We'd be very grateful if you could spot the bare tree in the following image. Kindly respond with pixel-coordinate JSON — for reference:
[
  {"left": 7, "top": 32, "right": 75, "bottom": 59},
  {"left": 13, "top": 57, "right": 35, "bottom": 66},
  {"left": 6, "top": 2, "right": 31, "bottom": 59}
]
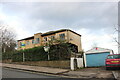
[
  {"left": 91, "top": 42, "right": 98, "bottom": 48},
  {"left": 113, "top": 25, "right": 120, "bottom": 54},
  {"left": 0, "top": 25, "right": 16, "bottom": 53}
]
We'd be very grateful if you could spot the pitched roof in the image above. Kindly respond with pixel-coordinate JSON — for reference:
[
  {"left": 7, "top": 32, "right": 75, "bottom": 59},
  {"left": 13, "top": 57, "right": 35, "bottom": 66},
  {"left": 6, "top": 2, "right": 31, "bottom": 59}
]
[
  {"left": 17, "top": 29, "right": 81, "bottom": 41},
  {"left": 41, "top": 29, "right": 81, "bottom": 36},
  {"left": 18, "top": 36, "right": 34, "bottom": 41},
  {"left": 85, "top": 47, "right": 113, "bottom": 54}
]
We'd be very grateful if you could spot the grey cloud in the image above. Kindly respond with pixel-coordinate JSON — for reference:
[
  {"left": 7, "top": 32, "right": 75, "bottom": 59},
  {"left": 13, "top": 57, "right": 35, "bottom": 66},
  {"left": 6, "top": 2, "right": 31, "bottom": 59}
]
[{"left": 2, "top": 2, "right": 118, "bottom": 34}]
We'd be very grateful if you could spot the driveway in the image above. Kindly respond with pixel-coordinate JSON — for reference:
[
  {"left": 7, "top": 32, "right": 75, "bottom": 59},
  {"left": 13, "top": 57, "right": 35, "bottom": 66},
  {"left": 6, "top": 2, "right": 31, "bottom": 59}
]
[{"left": 62, "top": 67, "right": 115, "bottom": 79}]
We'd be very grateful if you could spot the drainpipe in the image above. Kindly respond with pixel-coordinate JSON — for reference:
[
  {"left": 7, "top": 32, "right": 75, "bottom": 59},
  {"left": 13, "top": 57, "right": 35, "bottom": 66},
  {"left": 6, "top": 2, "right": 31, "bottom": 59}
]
[{"left": 66, "top": 30, "right": 69, "bottom": 43}]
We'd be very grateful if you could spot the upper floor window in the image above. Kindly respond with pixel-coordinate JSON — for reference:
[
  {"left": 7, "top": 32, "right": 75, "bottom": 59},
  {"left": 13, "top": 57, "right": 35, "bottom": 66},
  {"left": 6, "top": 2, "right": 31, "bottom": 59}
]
[
  {"left": 51, "top": 36, "right": 55, "bottom": 40},
  {"left": 26, "top": 41, "right": 29, "bottom": 45},
  {"left": 59, "top": 33, "right": 65, "bottom": 40},
  {"left": 32, "top": 40, "right": 34, "bottom": 44},
  {"left": 44, "top": 37, "right": 47, "bottom": 41},
  {"left": 35, "top": 38, "right": 40, "bottom": 44}
]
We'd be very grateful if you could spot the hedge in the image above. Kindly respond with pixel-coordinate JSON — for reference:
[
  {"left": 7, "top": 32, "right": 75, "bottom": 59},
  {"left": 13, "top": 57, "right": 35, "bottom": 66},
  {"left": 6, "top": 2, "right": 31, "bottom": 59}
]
[
  {"left": 3, "top": 43, "right": 72, "bottom": 62},
  {"left": 49, "top": 43, "right": 71, "bottom": 60},
  {"left": 2, "top": 51, "right": 13, "bottom": 60},
  {"left": 12, "top": 46, "right": 48, "bottom": 62}
]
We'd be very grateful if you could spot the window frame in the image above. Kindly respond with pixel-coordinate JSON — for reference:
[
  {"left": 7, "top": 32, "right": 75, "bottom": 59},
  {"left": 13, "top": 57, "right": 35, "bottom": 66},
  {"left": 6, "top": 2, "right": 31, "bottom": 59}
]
[
  {"left": 51, "top": 36, "right": 55, "bottom": 40},
  {"left": 44, "top": 37, "right": 47, "bottom": 42},
  {"left": 26, "top": 41, "right": 30, "bottom": 45},
  {"left": 59, "top": 33, "right": 65, "bottom": 40},
  {"left": 32, "top": 40, "right": 34, "bottom": 44},
  {"left": 35, "top": 38, "right": 40, "bottom": 44},
  {"left": 107, "top": 55, "right": 120, "bottom": 59}
]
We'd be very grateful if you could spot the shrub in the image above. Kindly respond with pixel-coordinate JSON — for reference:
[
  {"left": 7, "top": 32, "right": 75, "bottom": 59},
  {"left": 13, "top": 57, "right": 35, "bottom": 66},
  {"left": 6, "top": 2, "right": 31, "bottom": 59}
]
[
  {"left": 12, "top": 46, "right": 48, "bottom": 62},
  {"left": 4, "top": 43, "right": 72, "bottom": 62},
  {"left": 49, "top": 43, "right": 71, "bottom": 60},
  {"left": 2, "top": 52, "right": 14, "bottom": 60}
]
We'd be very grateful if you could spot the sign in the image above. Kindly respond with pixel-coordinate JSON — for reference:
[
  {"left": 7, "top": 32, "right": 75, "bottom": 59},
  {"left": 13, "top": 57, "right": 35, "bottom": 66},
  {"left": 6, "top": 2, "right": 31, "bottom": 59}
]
[{"left": 21, "top": 42, "right": 25, "bottom": 48}]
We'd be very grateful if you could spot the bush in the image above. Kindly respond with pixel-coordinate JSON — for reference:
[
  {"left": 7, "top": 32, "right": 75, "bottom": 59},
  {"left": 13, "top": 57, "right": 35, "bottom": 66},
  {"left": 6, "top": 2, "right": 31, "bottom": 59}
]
[
  {"left": 12, "top": 46, "right": 48, "bottom": 62},
  {"left": 12, "top": 52, "right": 23, "bottom": 62},
  {"left": 2, "top": 52, "right": 14, "bottom": 60},
  {"left": 3, "top": 43, "right": 72, "bottom": 62},
  {"left": 50, "top": 43, "right": 71, "bottom": 60}
]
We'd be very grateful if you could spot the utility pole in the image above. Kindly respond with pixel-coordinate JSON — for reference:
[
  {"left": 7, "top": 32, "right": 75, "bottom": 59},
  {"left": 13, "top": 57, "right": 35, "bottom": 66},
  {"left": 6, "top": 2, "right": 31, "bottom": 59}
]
[
  {"left": 118, "top": 26, "right": 120, "bottom": 54},
  {"left": 118, "top": 3, "right": 120, "bottom": 54}
]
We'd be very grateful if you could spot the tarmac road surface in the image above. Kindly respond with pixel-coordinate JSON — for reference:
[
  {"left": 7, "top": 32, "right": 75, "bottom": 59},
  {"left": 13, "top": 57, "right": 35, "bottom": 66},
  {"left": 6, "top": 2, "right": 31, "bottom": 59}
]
[
  {"left": 1, "top": 67, "right": 116, "bottom": 80},
  {"left": 2, "top": 67, "right": 61, "bottom": 78}
]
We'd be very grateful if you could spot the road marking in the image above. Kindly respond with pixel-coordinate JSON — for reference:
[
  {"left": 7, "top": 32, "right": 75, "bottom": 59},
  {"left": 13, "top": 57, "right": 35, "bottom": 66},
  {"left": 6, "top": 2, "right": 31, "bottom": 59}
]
[{"left": 112, "top": 71, "right": 118, "bottom": 80}]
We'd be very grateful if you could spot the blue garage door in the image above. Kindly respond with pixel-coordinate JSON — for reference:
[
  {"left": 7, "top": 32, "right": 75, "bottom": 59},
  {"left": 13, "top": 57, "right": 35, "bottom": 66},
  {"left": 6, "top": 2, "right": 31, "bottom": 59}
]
[{"left": 86, "top": 52, "right": 110, "bottom": 67}]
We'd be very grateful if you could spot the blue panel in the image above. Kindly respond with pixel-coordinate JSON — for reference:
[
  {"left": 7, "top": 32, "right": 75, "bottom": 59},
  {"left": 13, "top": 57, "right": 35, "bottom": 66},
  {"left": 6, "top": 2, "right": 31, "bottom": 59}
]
[{"left": 86, "top": 52, "right": 110, "bottom": 67}]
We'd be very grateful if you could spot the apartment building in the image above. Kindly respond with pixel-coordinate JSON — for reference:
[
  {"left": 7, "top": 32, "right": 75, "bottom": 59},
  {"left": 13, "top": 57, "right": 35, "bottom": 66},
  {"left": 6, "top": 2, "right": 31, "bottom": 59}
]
[{"left": 17, "top": 29, "right": 82, "bottom": 52}]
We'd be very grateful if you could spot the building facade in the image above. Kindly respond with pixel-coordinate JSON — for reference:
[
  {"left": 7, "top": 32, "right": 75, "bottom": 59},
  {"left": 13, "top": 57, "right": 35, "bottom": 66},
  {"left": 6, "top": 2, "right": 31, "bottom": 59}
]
[{"left": 17, "top": 29, "right": 82, "bottom": 52}]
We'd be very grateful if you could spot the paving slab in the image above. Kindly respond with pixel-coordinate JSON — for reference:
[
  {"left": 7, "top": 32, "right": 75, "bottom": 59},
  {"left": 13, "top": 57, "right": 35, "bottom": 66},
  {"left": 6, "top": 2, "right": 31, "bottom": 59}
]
[
  {"left": 62, "top": 67, "right": 114, "bottom": 78},
  {"left": 0, "top": 63, "right": 116, "bottom": 79},
  {"left": 112, "top": 71, "right": 120, "bottom": 80},
  {"left": 1, "top": 63, "right": 69, "bottom": 74}
]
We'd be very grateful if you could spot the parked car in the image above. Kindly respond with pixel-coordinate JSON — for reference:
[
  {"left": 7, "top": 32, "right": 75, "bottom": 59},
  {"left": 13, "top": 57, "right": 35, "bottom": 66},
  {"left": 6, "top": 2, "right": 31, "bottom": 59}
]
[{"left": 105, "top": 54, "right": 120, "bottom": 70}]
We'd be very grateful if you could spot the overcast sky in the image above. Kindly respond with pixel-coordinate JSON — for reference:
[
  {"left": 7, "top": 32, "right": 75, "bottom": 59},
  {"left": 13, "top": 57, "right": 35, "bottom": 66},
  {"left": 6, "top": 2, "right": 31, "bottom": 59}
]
[{"left": 0, "top": 2, "right": 118, "bottom": 53}]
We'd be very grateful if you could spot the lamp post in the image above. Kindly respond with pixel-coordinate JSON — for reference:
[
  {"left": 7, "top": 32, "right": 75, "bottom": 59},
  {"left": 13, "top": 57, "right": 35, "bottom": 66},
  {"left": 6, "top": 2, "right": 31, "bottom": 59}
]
[
  {"left": 23, "top": 48, "right": 25, "bottom": 62},
  {"left": 44, "top": 46, "right": 50, "bottom": 60},
  {"left": 21, "top": 42, "right": 25, "bottom": 62}
]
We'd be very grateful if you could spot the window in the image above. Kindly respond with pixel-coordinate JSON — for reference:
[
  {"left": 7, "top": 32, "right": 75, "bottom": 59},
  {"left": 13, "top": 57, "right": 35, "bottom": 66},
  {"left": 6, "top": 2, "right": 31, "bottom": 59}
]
[
  {"left": 107, "top": 55, "right": 120, "bottom": 59},
  {"left": 26, "top": 41, "right": 29, "bottom": 45},
  {"left": 44, "top": 37, "right": 47, "bottom": 41},
  {"left": 20, "top": 42, "right": 22, "bottom": 46},
  {"left": 35, "top": 38, "right": 40, "bottom": 44},
  {"left": 59, "top": 33, "right": 65, "bottom": 40},
  {"left": 32, "top": 40, "right": 34, "bottom": 44},
  {"left": 19, "top": 42, "right": 22, "bottom": 48},
  {"left": 51, "top": 36, "right": 55, "bottom": 40}
]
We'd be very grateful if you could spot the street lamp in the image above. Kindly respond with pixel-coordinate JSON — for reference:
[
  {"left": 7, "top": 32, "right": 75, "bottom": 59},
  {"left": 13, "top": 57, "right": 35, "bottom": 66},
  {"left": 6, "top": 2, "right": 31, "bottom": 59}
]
[
  {"left": 44, "top": 46, "right": 50, "bottom": 60},
  {"left": 21, "top": 42, "right": 25, "bottom": 62}
]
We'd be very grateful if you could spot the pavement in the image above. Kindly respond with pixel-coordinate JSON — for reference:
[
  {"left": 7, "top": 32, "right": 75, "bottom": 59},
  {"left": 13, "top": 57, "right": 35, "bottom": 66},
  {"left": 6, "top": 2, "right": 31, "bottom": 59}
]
[
  {"left": 112, "top": 70, "right": 120, "bottom": 80},
  {"left": 1, "top": 63, "right": 69, "bottom": 74},
  {"left": 62, "top": 67, "right": 114, "bottom": 79},
  {"left": 2, "top": 67, "right": 61, "bottom": 78},
  {"left": 1, "top": 63, "right": 116, "bottom": 79}
]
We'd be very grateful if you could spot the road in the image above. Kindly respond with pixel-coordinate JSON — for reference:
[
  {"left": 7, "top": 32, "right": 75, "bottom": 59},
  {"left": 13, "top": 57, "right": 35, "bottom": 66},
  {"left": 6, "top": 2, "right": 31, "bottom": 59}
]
[
  {"left": 2, "top": 68, "right": 62, "bottom": 78},
  {"left": 2, "top": 67, "right": 118, "bottom": 80}
]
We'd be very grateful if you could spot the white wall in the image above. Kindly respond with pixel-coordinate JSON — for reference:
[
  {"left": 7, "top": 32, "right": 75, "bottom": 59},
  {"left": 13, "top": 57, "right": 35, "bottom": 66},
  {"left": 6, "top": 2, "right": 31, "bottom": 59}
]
[
  {"left": 76, "top": 58, "right": 83, "bottom": 68},
  {"left": 84, "top": 53, "right": 87, "bottom": 67},
  {"left": 70, "top": 57, "right": 74, "bottom": 70},
  {"left": 70, "top": 57, "right": 83, "bottom": 70}
]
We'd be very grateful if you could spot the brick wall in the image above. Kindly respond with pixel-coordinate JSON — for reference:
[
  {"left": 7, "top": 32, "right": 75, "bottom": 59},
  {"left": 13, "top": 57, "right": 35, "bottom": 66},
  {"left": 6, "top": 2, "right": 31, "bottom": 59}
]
[{"left": 11, "top": 60, "right": 70, "bottom": 69}]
